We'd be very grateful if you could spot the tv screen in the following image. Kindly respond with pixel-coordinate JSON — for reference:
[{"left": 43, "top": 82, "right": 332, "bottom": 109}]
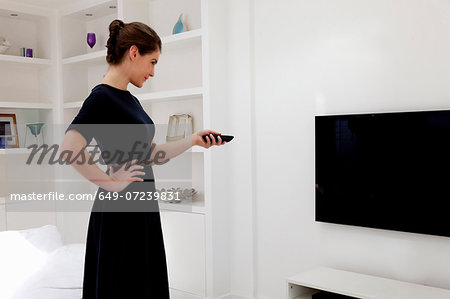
[{"left": 315, "top": 110, "right": 450, "bottom": 237}]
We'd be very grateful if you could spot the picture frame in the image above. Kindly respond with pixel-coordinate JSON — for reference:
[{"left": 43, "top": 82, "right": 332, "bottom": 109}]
[{"left": 0, "top": 114, "right": 19, "bottom": 148}]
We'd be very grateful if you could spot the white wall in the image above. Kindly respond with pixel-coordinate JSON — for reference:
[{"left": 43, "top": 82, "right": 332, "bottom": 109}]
[
  {"left": 208, "top": 0, "right": 232, "bottom": 297},
  {"left": 228, "top": 0, "right": 450, "bottom": 298},
  {"left": 225, "top": 0, "right": 256, "bottom": 298}
]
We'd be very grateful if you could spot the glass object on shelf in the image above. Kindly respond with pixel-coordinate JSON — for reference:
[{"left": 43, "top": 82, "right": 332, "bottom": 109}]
[
  {"left": 166, "top": 114, "right": 193, "bottom": 142},
  {"left": 25, "top": 48, "right": 33, "bottom": 57},
  {"left": 172, "top": 13, "right": 184, "bottom": 34},
  {"left": 156, "top": 188, "right": 198, "bottom": 203},
  {"left": 24, "top": 123, "right": 45, "bottom": 148},
  {"left": 0, "top": 37, "right": 11, "bottom": 54},
  {"left": 87, "top": 33, "right": 96, "bottom": 48}
]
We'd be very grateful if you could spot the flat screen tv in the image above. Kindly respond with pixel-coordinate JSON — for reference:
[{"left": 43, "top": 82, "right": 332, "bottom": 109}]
[{"left": 315, "top": 110, "right": 450, "bottom": 237}]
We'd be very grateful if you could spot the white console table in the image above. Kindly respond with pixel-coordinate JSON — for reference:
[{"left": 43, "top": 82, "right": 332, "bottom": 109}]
[{"left": 287, "top": 267, "right": 450, "bottom": 299}]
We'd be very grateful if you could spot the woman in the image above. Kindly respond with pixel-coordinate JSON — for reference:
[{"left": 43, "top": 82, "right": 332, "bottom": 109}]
[{"left": 60, "top": 19, "right": 225, "bottom": 298}]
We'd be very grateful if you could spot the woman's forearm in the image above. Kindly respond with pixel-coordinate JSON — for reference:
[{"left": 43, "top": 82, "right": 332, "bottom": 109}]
[
  {"left": 62, "top": 148, "right": 112, "bottom": 190},
  {"left": 150, "top": 135, "right": 194, "bottom": 165}
]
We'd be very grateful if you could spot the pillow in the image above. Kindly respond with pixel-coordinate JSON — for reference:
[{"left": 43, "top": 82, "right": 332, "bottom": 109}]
[
  {"left": 0, "top": 225, "right": 63, "bottom": 254},
  {"left": 11, "top": 243, "right": 86, "bottom": 299},
  {"left": 0, "top": 225, "right": 63, "bottom": 298}
]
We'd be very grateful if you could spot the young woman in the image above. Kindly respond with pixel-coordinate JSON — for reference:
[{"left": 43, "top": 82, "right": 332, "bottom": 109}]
[{"left": 60, "top": 19, "right": 225, "bottom": 298}]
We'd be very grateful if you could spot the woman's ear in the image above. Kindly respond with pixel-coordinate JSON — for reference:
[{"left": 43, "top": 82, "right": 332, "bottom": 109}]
[{"left": 129, "top": 45, "right": 139, "bottom": 59}]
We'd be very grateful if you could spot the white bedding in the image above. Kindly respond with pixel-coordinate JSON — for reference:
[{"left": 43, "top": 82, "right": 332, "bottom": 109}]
[
  {"left": 0, "top": 225, "right": 85, "bottom": 299},
  {"left": 13, "top": 287, "right": 82, "bottom": 299}
]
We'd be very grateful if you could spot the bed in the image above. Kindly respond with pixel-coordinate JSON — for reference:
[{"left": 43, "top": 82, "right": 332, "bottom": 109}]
[{"left": 0, "top": 225, "right": 84, "bottom": 299}]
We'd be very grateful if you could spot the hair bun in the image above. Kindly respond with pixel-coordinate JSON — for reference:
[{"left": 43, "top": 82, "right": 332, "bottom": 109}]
[{"left": 109, "top": 19, "right": 125, "bottom": 37}]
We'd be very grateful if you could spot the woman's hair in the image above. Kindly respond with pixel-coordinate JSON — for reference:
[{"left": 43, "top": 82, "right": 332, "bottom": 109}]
[{"left": 106, "top": 19, "right": 162, "bottom": 65}]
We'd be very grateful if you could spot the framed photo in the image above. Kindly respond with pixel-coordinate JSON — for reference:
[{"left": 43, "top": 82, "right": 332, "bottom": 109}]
[{"left": 0, "top": 114, "right": 19, "bottom": 148}]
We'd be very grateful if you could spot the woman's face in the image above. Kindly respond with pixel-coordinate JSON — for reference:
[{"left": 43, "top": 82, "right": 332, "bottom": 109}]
[{"left": 131, "top": 49, "right": 160, "bottom": 88}]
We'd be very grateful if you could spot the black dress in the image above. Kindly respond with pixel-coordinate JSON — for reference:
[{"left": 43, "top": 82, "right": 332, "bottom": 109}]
[{"left": 65, "top": 84, "right": 170, "bottom": 299}]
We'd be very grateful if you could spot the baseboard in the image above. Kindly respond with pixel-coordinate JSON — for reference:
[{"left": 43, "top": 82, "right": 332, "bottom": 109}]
[
  {"left": 216, "top": 295, "right": 250, "bottom": 299},
  {"left": 169, "top": 291, "right": 255, "bottom": 299},
  {"left": 169, "top": 288, "right": 203, "bottom": 299}
]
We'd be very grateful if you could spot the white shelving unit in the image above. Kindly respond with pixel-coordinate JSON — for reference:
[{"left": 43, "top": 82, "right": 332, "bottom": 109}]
[
  {"left": 1, "top": 0, "right": 222, "bottom": 297},
  {"left": 0, "top": 1, "right": 57, "bottom": 212},
  {"left": 287, "top": 267, "right": 450, "bottom": 299}
]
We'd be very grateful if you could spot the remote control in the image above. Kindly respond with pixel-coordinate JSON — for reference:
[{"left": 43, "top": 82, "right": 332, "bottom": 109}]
[{"left": 202, "top": 134, "right": 234, "bottom": 143}]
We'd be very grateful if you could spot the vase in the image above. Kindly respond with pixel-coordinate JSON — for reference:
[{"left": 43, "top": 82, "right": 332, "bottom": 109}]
[
  {"left": 172, "top": 14, "right": 184, "bottom": 34},
  {"left": 87, "top": 33, "right": 96, "bottom": 48},
  {"left": 24, "top": 123, "right": 45, "bottom": 147},
  {"left": 0, "top": 36, "right": 10, "bottom": 54}
]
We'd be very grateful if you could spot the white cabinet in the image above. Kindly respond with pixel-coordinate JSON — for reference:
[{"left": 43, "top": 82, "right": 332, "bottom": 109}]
[{"left": 161, "top": 211, "right": 206, "bottom": 296}]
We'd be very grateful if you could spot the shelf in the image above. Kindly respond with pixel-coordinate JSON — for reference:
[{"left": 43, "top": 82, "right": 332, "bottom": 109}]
[
  {"left": 0, "top": 54, "right": 51, "bottom": 66},
  {"left": 0, "top": 101, "right": 54, "bottom": 109},
  {"left": 287, "top": 267, "right": 450, "bottom": 299},
  {"left": 159, "top": 200, "right": 205, "bottom": 214},
  {"left": 62, "top": 49, "right": 107, "bottom": 65},
  {"left": 60, "top": 0, "right": 117, "bottom": 19},
  {"left": 63, "top": 101, "right": 83, "bottom": 109},
  {"left": 0, "top": 147, "right": 34, "bottom": 155},
  {"left": 137, "top": 87, "right": 203, "bottom": 103},
  {"left": 162, "top": 29, "right": 202, "bottom": 50},
  {"left": 157, "top": 179, "right": 193, "bottom": 183},
  {"left": 63, "top": 87, "right": 203, "bottom": 109},
  {"left": 0, "top": 2, "right": 50, "bottom": 18}
]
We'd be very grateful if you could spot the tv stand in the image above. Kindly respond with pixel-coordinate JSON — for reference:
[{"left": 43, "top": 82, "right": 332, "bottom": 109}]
[{"left": 287, "top": 267, "right": 450, "bottom": 299}]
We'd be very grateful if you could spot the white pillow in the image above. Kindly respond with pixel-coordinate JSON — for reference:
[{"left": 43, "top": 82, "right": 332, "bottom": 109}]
[
  {"left": 0, "top": 225, "right": 63, "bottom": 299},
  {"left": 0, "top": 225, "right": 63, "bottom": 253},
  {"left": 11, "top": 243, "right": 86, "bottom": 299}
]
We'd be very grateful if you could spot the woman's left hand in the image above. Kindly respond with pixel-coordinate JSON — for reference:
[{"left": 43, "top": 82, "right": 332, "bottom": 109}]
[{"left": 192, "top": 129, "right": 227, "bottom": 149}]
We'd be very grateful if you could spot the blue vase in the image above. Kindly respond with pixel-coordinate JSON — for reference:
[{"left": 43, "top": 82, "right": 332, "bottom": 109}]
[{"left": 172, "top": 13, "right": 184, "bottom": 34}]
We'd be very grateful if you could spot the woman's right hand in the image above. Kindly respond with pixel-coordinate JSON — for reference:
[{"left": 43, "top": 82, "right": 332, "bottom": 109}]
[{"left": 103, "top": 159, "right": 146, "bottom": 192}]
